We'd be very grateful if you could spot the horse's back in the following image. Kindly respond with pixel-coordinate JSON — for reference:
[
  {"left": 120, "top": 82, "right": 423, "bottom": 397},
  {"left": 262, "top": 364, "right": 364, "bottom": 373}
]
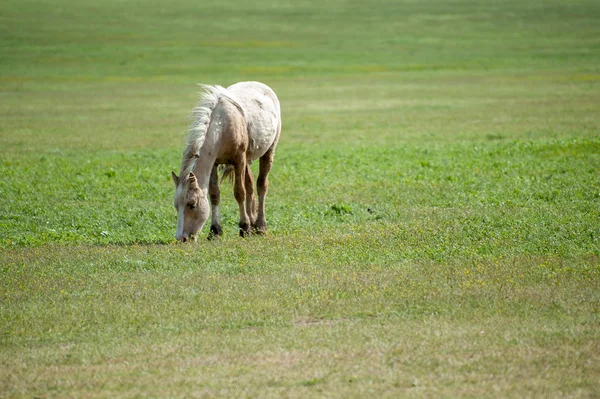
[{"left": 227, "top": 81, "right": 281, "bottom": 161}]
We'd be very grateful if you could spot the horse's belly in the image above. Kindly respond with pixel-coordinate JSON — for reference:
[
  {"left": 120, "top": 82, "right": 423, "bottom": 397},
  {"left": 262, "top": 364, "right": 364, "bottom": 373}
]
[{"left": 247, "top": 117, "right": 278, "bottom": 161}]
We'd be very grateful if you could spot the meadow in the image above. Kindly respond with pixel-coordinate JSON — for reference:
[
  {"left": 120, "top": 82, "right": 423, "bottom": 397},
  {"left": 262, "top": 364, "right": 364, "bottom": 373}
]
[{"left": 1, "top": 0, "right": 599, "bottom": 397}]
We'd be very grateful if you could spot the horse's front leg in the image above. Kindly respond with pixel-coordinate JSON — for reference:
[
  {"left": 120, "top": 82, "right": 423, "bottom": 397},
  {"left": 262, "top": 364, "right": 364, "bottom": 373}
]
[
  {"left": 208, "top": 164, "right": 223, "bottom": 239},
  {"left": 233, "top": 155, "right": 251, "bottom": 237}
]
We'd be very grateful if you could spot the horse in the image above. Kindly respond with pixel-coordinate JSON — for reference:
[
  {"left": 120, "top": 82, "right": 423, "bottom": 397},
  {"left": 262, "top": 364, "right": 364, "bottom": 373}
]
[{"left": 171, "top": 81, "right": 282, "bottom": 242}]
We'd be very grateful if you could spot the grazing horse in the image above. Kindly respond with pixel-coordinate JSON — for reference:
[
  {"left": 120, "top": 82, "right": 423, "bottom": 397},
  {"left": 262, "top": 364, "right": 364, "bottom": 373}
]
[{"left": 171, "top": 81, "right": 281, "bottom": 242}]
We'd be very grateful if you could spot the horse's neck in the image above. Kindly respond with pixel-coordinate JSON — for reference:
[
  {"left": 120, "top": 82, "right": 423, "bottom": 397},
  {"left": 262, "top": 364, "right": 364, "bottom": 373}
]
[{"left": 191, "top": 137, "right": 218, "bottom": 191}]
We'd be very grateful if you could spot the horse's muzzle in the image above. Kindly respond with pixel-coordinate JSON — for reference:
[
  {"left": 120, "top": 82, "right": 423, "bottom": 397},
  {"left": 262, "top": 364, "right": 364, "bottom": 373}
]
[
  {"left": 176, "top": 233, "right": 189, "bottom": 243},
  {"left": 176, "top": 233, "right": 196, "bottom": 243}
]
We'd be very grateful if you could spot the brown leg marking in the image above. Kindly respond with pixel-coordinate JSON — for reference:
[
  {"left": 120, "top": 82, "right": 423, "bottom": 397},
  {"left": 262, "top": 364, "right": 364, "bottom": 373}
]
[
  {"left": 233, "top": 155, "right": 251, "bottom": 237},
  {"left": 244, "top": 164, "right": 257, "bottom": 228},
  {"left": 208, "top": 164, "right": 223, "bottom": 239}
]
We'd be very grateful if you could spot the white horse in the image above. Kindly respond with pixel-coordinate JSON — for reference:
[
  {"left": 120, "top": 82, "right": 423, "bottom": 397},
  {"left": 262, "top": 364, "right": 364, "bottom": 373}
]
[{"left": 171, "top": 81, "right": 282, "bottom": 242}]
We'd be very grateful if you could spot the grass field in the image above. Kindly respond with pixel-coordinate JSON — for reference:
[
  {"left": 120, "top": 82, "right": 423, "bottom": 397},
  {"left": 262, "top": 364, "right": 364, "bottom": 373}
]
[{"left": 1, "top": 0, "right": 600, "bottom": 397}]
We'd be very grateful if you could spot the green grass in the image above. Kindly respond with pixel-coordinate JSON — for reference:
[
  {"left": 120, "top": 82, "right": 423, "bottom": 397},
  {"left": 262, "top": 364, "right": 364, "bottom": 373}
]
[{"left": 1, "top": 0, "right": 600, "bottom": 397}]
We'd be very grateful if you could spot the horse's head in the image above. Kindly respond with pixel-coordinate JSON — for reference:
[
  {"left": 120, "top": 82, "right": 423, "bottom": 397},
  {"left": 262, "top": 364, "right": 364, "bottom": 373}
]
[{"left": 171, "top": 171, "right": 209, "bottom": 242}]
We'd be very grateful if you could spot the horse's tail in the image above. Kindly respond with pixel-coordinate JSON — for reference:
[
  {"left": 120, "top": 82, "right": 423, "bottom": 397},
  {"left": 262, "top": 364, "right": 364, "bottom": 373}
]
[
  {"left": 219, "top": 164, "right": 258, "bottom": 218},
  {"left": 219, "top": 164, "right": 235, "bottom": 184}
]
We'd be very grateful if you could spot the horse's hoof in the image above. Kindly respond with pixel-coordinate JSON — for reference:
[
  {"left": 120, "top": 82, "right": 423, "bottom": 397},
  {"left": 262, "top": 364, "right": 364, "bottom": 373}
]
[
  {"left": 207, "top": 232, "right": 221, "bottom": 240},
  {"left": 253, "top": 227, "right": 267, "bottom": 236},
  {"left": 239, "top": 222, "right": 251, "bottom": 238},
  {"left": 239, "top": 229, "right": 251, "bottom": 238},
  {"left": 208, "top": 225, "right": 223, "bottom": 240}
]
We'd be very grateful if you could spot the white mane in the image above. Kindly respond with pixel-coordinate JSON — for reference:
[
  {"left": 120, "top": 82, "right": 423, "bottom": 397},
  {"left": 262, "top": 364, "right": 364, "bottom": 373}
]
[{"left": 179, "top": 84, "right": 232, "bottom": 178}]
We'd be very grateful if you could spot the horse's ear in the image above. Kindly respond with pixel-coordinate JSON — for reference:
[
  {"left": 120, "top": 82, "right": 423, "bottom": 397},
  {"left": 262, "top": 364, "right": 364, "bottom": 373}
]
[
  {"left": 171, "top": 171, "right": 179, "bottom": 187},
  {"left": 188, "top": 172, "right": 199, "bottom": 189}
]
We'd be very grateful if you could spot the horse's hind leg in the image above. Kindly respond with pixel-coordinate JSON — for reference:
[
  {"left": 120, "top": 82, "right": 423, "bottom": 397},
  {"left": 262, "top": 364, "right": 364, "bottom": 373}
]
[
  {"left": 233, "top": 154, "right": 251, "bottom": 237},
  {"left": 208, "top": 164, "right": 223, "bottom": 239},
  {"left": 244, "top": 164, "right": 257, "bottom": 227},
  {"left": 254, "top": 145, "right": 276, "bottom": 235}
]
